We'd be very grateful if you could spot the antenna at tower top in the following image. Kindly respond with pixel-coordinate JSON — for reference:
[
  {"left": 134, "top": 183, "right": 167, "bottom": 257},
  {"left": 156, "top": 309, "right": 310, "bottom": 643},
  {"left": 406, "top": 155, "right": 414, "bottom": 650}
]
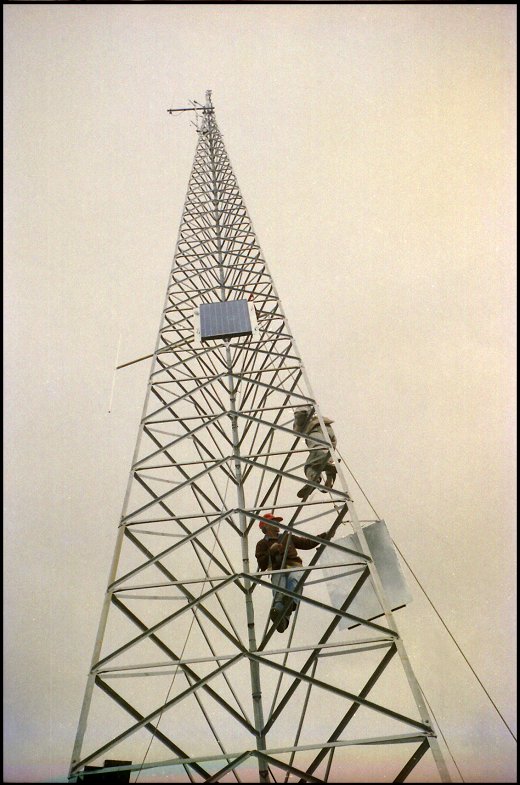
[{"left": 167, "top": 92, "right": 213, "bottom": 116}]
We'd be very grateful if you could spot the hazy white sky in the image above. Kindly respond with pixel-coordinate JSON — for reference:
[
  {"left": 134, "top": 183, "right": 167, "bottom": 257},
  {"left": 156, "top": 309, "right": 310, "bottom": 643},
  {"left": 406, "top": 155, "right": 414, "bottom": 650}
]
[{"left": 4, "top": 4, "right": 516, "bottom": 783}]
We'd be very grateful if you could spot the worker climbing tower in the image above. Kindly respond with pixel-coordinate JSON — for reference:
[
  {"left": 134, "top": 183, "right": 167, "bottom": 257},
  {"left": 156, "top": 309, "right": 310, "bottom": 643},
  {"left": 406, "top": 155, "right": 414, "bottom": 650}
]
[{"left": 69, "top": 92, "right": 451, "bottom": 783}]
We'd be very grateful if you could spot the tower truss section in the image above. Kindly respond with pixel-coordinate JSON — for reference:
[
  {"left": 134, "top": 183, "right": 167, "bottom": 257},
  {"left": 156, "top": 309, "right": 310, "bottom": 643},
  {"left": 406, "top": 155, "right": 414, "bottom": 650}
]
[{"left": 69, "top": 92, "right": 451, "bottom": 784}]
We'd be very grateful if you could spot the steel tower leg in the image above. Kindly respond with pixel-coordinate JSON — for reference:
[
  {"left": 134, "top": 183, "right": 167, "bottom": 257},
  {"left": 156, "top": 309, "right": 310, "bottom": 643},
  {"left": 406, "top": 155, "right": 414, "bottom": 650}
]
[{"left": 208, "top": 88, "right": 269, "bottom": 783}]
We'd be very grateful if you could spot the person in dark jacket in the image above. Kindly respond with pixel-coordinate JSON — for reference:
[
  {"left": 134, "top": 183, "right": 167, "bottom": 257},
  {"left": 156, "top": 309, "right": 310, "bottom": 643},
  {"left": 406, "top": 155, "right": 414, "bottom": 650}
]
[{"left": 255, "top": 512, "right": 339, "bottom": 632}]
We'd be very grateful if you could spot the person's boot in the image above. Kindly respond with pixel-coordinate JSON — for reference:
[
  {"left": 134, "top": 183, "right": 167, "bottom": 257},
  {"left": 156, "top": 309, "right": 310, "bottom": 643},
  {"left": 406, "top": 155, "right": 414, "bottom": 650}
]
[
  {"left": 325, "top": 466, "right": 337, "bottom": 489},
  {"left": 297, "top": 483, "right": 314, "bottom": 501},
  {"left": 276, "top": 600, "right": 293, "bottom": 632},
  {"left": 276, "top": 616, "right": 290, "bottom": 632}
]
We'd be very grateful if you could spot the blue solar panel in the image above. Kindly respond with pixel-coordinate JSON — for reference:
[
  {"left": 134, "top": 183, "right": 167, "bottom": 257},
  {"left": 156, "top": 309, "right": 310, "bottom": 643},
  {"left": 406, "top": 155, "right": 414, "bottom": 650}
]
[{"left": 199, "top": 300, "right": 252, "bottom": 341}]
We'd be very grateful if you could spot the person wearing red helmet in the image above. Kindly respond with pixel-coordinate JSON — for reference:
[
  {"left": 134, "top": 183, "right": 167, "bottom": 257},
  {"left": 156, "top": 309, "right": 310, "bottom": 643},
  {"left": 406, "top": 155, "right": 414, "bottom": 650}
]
[{"left": 255, "top": 512, "right": 338, "bottom": 632}]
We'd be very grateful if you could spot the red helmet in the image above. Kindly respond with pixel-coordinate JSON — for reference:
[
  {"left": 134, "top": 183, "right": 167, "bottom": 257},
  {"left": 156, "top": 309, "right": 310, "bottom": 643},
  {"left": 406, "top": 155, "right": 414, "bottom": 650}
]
[{"left": 259, "top": 512, "right": 283, "bottom": 528}]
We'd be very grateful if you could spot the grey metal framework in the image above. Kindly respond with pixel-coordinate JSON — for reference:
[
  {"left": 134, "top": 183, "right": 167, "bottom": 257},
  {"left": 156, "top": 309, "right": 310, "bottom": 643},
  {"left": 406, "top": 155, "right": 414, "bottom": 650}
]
[{"left": 69, "top": 92, "right": 451, "bottom": 783}]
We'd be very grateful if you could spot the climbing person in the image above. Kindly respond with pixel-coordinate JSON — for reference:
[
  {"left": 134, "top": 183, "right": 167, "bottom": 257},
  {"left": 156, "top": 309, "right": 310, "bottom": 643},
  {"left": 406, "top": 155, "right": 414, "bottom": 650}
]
[
  {"left": 293, "top": 405, "right": 339, "bottom": 502},
  {"left": 255, "top": 513, "right": 341, "bottom": 632}
]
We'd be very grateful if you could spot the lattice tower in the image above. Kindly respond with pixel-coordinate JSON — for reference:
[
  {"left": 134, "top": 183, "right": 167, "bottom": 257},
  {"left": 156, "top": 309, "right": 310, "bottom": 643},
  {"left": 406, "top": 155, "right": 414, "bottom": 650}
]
[{"left": 69, "top": 92, "right": 451, "bottom": 784}]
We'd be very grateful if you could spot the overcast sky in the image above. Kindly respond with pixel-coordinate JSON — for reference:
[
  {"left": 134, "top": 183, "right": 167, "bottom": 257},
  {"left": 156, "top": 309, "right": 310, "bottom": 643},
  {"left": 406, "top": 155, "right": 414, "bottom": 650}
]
[{"left": 4, "top": 4, "right": 517, "bottom": 783}]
